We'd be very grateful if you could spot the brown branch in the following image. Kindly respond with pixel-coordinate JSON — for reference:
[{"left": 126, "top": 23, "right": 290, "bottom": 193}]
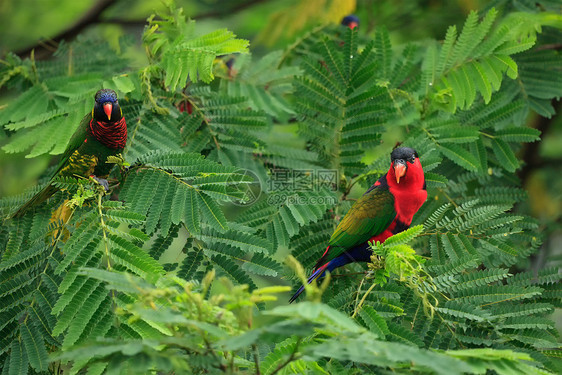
[
  {"left": 187, "top": 0, "right": 267, "bottom": 20},
  {"left": 13, "top": 0, "right": 268, "bottom": 59},
  {"left": 518, "top": 99, "right": 562, "bottom": 185},
  {"left": 100, "top": 0, "right": 268, "bottom": 26},
  {"left": 535, "top": 43, "right": 562, "bottom": 51},
  {"left": 252, "top": 344, "right": 261, "bottom": 375},
  {"left": 98, "top": 0, "right": 267, "bottom": 27},
  {"left": 269, "top": 338, "right": 301, "bottom": 375},
  {"left": 16, "top": 0, "right": 116, "bottom": 58}
]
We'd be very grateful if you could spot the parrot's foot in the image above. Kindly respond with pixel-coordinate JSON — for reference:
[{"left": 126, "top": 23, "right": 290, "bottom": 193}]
[{"left": 90, "top": 176, "right": 110, "bottom": 191}]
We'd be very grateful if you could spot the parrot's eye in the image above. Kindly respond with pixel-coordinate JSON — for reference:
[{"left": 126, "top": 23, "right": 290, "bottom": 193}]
[{"left": 409, "top": 156, "right": 415, "bottom": 163}]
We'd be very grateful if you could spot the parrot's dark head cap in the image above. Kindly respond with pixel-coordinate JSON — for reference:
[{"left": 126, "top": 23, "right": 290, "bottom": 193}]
[
  {"left": 95, "top": 89, "right": 118, "bottom": 104},
  {"left": 341, "top": 15, "right": 360, "bottom": 27},
  {"left": 389, "top": 147, "right": 423, "bottom": 185},
  {"left": 391, "top": 147, "right": 418, "bottom": 162}
]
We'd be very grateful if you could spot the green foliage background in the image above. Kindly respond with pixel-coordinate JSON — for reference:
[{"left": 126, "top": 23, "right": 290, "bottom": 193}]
[{"left": 0, "top": 0, "right": 561, "bottom": 374}]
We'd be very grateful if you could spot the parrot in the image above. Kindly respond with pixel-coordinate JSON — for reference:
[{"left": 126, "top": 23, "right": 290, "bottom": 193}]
[
  {"left": 12, "top": 89, "right": 127, "bottom": 218},
  {"left": 289, "top": 147, "right": 427, "bottom": 303},
  {"left": 341, "top": 15, "right": 360, "bottom": 29}
]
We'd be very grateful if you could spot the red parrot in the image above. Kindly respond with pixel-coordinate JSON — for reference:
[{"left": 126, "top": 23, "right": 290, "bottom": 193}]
[{"left": 289, "top": 147, "right": 427, "bottom": 302}]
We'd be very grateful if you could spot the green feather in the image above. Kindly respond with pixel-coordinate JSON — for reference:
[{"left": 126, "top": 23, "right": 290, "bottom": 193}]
[
  {"left": 319, "top": 186, "right": 396, "bottom": 265},
  {"left": 52, "top": 113, "right": 92, "bottom": 177}
]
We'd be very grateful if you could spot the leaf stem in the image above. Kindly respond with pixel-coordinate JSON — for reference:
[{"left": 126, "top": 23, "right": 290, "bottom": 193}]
[
  {"left": 352, "top": 281, "right": 378, "bottom": 318},
  {"left": 252, "top": 344, "right": 261, "bottom": 375},
  {"left": 270, "top": 338, "right": 301, "bottom": 375},
  {"left": 97, "top": 192, "right": 112, "bottom": 270}
]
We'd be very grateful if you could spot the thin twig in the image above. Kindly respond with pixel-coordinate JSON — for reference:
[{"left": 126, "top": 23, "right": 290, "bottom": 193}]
[
  {"left": 252, "top": 344, "right": 261, "bottom": 375},
  {"left": 351, "top": 281, "right": 377, "bottom": 318},
  {"left": 269, "top": 338, "right": 301, "bottom": 375},
  {"left": 519, "top": 99, "right": 561, "bottom": 185},
  {"left": 97, "top": 193, "right": 112, "bottom": 270}
]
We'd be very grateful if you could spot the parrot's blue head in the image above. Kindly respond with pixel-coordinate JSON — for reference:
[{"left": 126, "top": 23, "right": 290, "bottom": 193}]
[
  {"left": 341, "top": 15, "right": 360, "bottom": 29},
  {"left": 93, "top": 89, "right": 122, "bottom": 122},
  {"left": 95, "top": 89, "right": 118, "bottom": 104}
]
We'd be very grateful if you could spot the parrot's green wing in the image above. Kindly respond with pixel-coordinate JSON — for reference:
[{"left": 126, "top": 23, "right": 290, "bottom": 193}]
[
  {"left": 320, "top": 184, "right": 396, "bottom": 265},
  {"left": 11, "top": 114, "right": 92, "bottom": 218},
  {"left": 51, "top": 113, "right": 92, "bottom": 178}
]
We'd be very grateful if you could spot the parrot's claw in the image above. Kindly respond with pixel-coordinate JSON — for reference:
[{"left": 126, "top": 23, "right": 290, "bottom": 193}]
[{"left": 90, "top": 176, "right": 110, "bottom": 192}]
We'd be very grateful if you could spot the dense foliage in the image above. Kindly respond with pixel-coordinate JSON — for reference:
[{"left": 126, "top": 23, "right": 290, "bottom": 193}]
[{"left": 1, "top": 1, "right": 561, "bottom": 374}]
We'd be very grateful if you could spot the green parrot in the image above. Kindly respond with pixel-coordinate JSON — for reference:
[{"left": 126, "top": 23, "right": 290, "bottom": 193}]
[
  {"left": 12, "top": 89, "right": 127, "bottom": 218},
  {"left": 290, "top": 147, "right": 427, "bottom": 302}
]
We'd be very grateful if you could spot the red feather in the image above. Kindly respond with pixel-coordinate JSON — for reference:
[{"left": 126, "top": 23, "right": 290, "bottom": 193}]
[
  {"left": 387, "top": 158, "right": 427, "bottom": 225},
  {"left": 89, "top": 117, "right": 128, "bottom": 149}
]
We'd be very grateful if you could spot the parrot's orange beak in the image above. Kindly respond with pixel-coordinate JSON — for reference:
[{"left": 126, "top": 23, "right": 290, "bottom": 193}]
[
  {"left": 394, "top": 161, "right": 406, "bottom": 184},
  {"left": 103, "top": 102, "right": 113, "bottom": 121},
  {"left": 348, "top": 21, "right": 358, "bottom": 29}
]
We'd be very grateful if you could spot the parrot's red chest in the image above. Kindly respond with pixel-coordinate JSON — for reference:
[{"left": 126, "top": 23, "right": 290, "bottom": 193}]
[
  {"left": 390, "top": 188, "right": 427, "bottom": 225},
  {"left": 385, "top": 157, "right": 427, "bottom": 225}
]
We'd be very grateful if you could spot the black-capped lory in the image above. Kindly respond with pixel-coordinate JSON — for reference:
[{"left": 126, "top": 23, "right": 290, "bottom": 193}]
[
  {"left": 290, "top": 147, "right": 427, "bottom": 302},
  {"left": 12, "top": 89, "right": 127, "bottom": 218}
]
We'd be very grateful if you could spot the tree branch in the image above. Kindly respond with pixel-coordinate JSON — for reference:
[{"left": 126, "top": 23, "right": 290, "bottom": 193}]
[
  {"left": 99, "top": 0, "right": 267, "bottom": 27},
  {"left": 252, "top": 344, "right": 261, "bottom": 375},
  {"left": 269, "top": 339, "right": 301, "bottom": 375},
  {"left": 14, "top": 0, "right": 268, "bottom": 59},
  {"left": 16, "top": 0, "right": 116, "bottom": 58},
  {"left": 518, "top": 99, "right": 561, "bottom": 185}
]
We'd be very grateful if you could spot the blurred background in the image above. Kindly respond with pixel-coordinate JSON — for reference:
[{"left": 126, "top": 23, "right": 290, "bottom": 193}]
[{"left": 0, "top": 0, "right": 560, "bottom": 307}]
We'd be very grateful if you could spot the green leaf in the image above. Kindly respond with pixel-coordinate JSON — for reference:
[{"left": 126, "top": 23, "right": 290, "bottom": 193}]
[
  {"left": 178, "top": 246, "right": 204, "bottom": 281},
  {"left": 491, "top": 138, "right": 519, "bottom": 172},
  {"left": 495, "top": 127, "right": 541, "bottom": 142},
  {"left": 311, "top": 335, "right": 470, "bottom": 375},
  {"left": 108, "top": 234, "right": 164, "bottom": 279},
  {"left": 20, "top": 322, "right": 48, "bottom": 372},
  {"left": 468, "top": 61, "right": 492, "bottom": 103},
  {"left": 8, "top": 339, "right": 28, "bottom": 375},
  {"left": 492, "top": 55, "right": 518, "bottom": 79},
  {"left": 111, "top": 75, "right": 135, "bottom": 93},
  {"left": 436, "top": 301, "right": 490, "bottom": 322},
  {"left": 62, "top": 283, "right": 109, "bottom": 348},
  {"left": 383, "top": 225, "right": 424, "bottom": 247},
  {"left": 196, "top": 192, "right": 228, "bottom": 232},
  {"left": 454, "top": 285, "right": 542, "bottom": 305},
  {"left": 424, "top": 172, "right": 448, "bottom": 187},
  {"left": 145, "top": 10, "right": 249, "bottom": 89},
  {"left": 432, "top": 125, "right": 479, "bottom": 143},
  {"left": 357, "top": 306, "right": 389, "bottom": 338},
  {"left": 241, "top": 252, "right": 282, "bottom": 277},
  {"left": 260, "top": 337, "right": 300, "bottom": 375},
  {"left": 104, "top": 209, "right": 146, "bottom": 225},
  {"left": 438, "top": 144, "right": 479, "bottom": 171},
  {"left": 198, "top": 227, "right": 272, "bottom": 254},
  {"left": 184, "top": 187, "right": 200, "bottom": 234}
]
